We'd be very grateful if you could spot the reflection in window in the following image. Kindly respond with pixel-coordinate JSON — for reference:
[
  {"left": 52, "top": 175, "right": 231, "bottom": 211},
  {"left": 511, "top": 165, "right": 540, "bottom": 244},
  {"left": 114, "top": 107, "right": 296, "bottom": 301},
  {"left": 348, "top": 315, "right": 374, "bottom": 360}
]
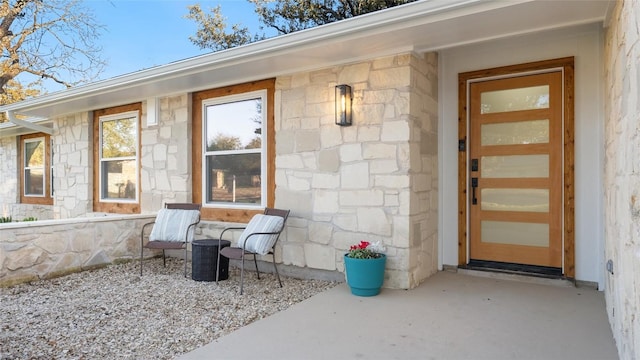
[
  {"left": 24, "top": 138, "right": 45, "bottom": 196},
  {"left": 204, "top": 95, "right": 265, "bottom": 206},
  {"left": 99, "top": 112, "right": 138, "bottom": 201}
]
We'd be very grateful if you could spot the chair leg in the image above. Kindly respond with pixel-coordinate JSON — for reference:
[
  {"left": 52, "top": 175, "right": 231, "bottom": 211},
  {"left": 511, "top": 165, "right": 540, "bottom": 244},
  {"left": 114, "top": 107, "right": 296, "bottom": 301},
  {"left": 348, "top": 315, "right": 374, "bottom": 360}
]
[
  {"left": 272, "top": 253, "right": 282, "bottom": 288},
  {"left": 253, "top": 254, "right": 260, "bottom": 280},
  {"left": 240, "top": 252, "right": 246, "bottom": 295},
  {"left": 140, "top": 245, "right": 144, "bottom": 276},
  {"left": 162, "top": 250, "right": 166, "bottom": 267},
  {"left": 184, "top": 245, "right": 188, "bottom": 278}
]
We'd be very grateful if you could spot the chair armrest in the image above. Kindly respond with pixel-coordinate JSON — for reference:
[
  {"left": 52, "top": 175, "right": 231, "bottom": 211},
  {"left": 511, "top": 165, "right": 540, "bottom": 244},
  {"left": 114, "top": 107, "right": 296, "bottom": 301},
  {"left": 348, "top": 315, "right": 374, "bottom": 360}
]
[
  {"left": 141, "top": 221, "right": 156, "bottom": 244},
  {"left": 219, "top": 226, "right": 247, "bottom": 242}
]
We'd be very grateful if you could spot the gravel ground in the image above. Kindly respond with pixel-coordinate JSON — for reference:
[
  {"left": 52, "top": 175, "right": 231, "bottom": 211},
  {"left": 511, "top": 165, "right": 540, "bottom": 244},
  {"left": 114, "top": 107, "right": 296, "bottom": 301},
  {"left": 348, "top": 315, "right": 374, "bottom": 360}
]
[{"left": 0, "top": 258, "right": 337, "bottom": 360}]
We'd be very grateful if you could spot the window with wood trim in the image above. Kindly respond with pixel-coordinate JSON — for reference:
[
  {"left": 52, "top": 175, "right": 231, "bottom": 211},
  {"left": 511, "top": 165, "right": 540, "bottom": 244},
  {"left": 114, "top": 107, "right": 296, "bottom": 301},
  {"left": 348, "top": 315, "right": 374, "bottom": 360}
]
[
  {"left": 92, "top": 103, "right": 141, "bottom": 214},
  {"left": 20, "top": 133, "right": 53, "bottom": 205},
  {"left": 193, "top": 79, "right": 275, "bottom": 222}
]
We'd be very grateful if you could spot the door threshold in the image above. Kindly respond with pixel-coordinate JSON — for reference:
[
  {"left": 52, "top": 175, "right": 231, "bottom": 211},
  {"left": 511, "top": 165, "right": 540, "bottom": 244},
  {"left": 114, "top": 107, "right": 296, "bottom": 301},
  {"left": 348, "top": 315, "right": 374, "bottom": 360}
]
[
  {"left": 458, "top": 261, "right": 573, "bottom": 287},
  {"left": 463, "top": 260, "right": 562, "bottom": 277}
]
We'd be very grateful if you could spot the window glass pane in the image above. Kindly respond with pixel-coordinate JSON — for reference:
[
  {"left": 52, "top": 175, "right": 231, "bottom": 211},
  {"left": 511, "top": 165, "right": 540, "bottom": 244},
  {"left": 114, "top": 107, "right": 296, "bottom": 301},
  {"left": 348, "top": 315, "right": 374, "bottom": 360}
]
[
  {"left": 205, "top": 99, "right": 262, "bottom": 151},
  {"left": 24, "top": 139, "right": 44, "bottom": 167},
  {"left": 481, "top": 155, "right": 548, "bottom": 178},
  {"left": 481, "top": 85, "right": 549, "bottom": 114},
  {"left": 102, "top": 117, "right": 136, "bottom": 158},
  {"left": 25, "top": 168, "right": 44, "bottom": 196},
  {"left": 206, "top": 153, "right": 261, "bottom": 204},
  {"left": 481, "top": 119, "right": 549, "bottom": 145},
  {"left": 481, "top": 221, "right": 549, "bottom": 247},
  {"left": 101, "top": 160, "right": 136, "bottom": 200},
  {"left": 481, "top": 188, "right": 549, "bottom": 212}
]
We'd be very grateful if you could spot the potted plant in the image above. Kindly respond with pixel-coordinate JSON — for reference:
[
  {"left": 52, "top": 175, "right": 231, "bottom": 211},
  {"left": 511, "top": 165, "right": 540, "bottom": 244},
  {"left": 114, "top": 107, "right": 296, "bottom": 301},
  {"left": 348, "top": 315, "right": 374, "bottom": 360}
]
[{"left": 344, "top": 240, "right": 386, "bottom": 296}]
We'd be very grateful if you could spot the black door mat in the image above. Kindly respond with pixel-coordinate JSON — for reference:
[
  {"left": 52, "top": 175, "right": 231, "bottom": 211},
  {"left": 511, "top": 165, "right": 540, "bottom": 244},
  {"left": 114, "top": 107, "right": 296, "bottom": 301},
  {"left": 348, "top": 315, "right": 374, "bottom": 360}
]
[{"left": 463, "top": 260, "right": 563, "bottom": 278}]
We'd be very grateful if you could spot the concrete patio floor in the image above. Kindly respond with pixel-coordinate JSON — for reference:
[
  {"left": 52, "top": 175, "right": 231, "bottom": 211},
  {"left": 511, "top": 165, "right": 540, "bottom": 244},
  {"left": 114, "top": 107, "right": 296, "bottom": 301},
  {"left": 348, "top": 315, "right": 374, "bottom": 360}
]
[{"left": 180, "top": 271, "right": 618, "bottom": 360}]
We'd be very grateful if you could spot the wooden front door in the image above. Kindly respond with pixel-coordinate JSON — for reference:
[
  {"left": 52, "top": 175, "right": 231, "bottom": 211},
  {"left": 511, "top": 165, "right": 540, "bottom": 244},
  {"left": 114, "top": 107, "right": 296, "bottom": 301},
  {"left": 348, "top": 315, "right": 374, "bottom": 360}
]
[{"left": 458, "top": 58, "right": 574, "bottom": 275}]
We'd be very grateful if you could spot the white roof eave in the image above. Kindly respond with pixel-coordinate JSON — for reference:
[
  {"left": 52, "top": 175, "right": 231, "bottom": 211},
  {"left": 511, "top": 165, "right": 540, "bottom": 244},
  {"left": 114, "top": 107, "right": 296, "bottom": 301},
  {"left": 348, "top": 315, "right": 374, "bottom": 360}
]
[{"left": 0, "top": 0, "right": 608, "bottom": 121}]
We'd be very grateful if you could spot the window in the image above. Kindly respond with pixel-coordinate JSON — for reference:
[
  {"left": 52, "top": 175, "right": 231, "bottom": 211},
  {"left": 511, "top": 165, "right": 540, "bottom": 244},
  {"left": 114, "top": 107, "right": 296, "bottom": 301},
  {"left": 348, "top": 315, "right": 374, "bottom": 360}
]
[
  {"left": 204, "top": 93, "right": 265, "bottom": 206},
  {"left": 93, "top": 103, "right": 141, "bottom": 214},
  {"left": 20, "top": 133, "right": 53, "bottom": 205},
  {"left": 193, "top": 79, "right": 275, "bottom": 222}
]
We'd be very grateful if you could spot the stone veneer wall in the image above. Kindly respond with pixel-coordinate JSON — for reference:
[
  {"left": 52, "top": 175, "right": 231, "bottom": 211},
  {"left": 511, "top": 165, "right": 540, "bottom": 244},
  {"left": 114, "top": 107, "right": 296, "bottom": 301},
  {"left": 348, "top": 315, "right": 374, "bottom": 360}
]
[
  {"left": 140, "top": 95, "right": 193, "bottom": 213},
  {"left": 604, "top": 1, "right": 640, "bottom": 359},
  {"left": 52, "top": 113, "right": 91, "bottom": 219},
  {"left": 0, "top": 215, "right": 153, "bottom": 287},
  {"left": 274, "top": 53, "right": 438, "bottom": 289}
]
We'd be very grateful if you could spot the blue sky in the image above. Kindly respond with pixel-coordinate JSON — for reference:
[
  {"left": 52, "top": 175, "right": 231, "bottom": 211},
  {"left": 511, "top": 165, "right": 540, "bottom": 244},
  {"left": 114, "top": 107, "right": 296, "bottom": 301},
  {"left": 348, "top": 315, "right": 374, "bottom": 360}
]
[{"left": 84, "top": 0, "right": 265, "bottom": 82}]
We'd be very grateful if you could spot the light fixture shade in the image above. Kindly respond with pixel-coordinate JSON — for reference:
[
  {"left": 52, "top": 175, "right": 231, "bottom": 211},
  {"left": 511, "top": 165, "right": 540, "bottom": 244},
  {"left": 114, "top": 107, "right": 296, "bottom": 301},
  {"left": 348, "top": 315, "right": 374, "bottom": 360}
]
[{"left": 335, "top": 84, "right": 352, "bottom": 126}]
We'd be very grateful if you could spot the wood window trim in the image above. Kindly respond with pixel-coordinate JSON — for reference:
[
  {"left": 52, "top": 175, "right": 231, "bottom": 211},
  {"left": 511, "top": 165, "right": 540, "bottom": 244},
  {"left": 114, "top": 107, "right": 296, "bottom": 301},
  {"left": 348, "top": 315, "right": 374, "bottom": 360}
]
[
  {"left": 192, "top": 79, "right": 276, "bottom": 223},
  {"left": 19, "top": 132, "right": 53, "bottom": 205},
  {"left": 457, "top": 57, "right": 575, "bottom": 278},
  {"left": 92, "top": 103, "right": 142, "bottom": 214}
]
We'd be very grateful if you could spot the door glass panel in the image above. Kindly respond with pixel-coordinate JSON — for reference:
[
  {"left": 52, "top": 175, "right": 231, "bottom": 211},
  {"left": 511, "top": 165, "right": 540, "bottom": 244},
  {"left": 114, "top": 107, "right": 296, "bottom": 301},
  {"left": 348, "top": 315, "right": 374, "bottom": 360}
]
[
  {"left": 481, "top": 221, "right": 549, "bottom": 247},
  {"left": 481, "top": 85, "right": 549, "bottom": 114},
  {"left": 482, "top": 155, "right": 548, "bottom": 178},
  {"left": 481, "top": 188, "right": 549, "bottom": 212},
  {"left": 481, "top": 119, "right": 549, "bottom": 145}
]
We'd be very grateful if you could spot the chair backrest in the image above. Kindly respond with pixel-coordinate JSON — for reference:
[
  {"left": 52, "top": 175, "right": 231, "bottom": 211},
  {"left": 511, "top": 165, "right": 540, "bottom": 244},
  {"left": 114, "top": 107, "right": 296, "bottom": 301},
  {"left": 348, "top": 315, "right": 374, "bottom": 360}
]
[
  {"left": 165, "top": 203, "right": 202, "bottom": 211},
  {"left": 149, "top": 203, "right": 201, "bottom": 242},
  {"left": 238, "top": 208, "right": 290, "bottom": 255},
  {"left": 264, "top": 207, "right": 290, "bottom": 219}
]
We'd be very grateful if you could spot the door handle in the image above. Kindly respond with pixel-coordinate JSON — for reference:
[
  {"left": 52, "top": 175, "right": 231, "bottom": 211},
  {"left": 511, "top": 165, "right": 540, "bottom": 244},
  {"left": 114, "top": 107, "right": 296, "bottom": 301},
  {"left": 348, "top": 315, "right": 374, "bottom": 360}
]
[{"left": 471, "top": 177, "right": 478, "bottom": 205}]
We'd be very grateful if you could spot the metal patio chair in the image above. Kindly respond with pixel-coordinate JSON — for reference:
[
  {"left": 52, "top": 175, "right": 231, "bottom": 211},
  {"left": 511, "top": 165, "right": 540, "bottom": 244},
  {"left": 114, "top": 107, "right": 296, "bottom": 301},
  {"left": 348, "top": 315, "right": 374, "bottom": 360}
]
[
  {"left": 140, "top": 203, "right": 201, "bottom": 277},
  {"left": 216, "top": 208, "right": 290, "bottom": 294}
]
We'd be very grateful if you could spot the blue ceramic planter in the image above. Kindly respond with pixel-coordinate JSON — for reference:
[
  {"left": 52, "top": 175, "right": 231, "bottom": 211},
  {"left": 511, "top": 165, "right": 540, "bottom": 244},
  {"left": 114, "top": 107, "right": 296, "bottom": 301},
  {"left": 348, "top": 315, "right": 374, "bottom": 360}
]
[{"left": 344, "top": 254, "right": 386, "bottom": 296}]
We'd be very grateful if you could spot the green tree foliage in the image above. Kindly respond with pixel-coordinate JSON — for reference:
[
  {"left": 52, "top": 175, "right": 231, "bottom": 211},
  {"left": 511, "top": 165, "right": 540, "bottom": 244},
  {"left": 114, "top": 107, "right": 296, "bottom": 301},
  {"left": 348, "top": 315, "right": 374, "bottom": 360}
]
[
  {"left": 0, "top": 0, "right": 105, "bottom": 121},
  {"left": 0, "top": 77, "right": 38, "bottom": 122},
  {"left": 207, "top": 133, "right": 242, "bottom": 152},
  {"left": 186, "top": 0, "right": 417, "bottom": 51},
  {"left": 102, "top": 118, "right": 136, "bottom": 158}
]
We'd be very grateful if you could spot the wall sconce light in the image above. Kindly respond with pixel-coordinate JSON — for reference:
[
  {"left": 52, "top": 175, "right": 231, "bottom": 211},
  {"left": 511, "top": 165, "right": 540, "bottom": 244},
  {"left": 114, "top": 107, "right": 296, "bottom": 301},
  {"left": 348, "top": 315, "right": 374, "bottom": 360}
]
[{"left": 335, "top": 84, "right": 352, "bottom": 126}]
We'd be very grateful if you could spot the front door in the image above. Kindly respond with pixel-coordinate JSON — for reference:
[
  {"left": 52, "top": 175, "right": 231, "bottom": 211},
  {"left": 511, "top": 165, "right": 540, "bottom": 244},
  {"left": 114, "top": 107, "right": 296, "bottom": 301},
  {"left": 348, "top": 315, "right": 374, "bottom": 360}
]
[{"left": 467, "top": 71, "right": 563, "bottom": 268}]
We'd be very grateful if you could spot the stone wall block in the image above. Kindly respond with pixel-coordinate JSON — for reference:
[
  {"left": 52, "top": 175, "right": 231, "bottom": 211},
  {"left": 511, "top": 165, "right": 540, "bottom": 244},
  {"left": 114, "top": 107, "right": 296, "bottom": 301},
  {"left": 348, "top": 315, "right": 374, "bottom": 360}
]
[
  {"left": 363, "top": 143, "right": 396, "bottom": 160},
  {"left": 338, "top": 63, "right": 371, "bottom": 84},
  {"left": 313, "top": 190, "right": 339, "bottom": 214},
  {"left": 340, "top": 162, "right": 370, "bottom": 189},
  {"left": 312, "top": 173, "right": 340, "bottom": 189},
  {"left": 355, "top": 103, "right": 385, "bottom": 125},
  {"left": 308, "top": 222, "right": 333, "bottom": 245},
  {"left": 34, "top": 235, "right": 68, "bottom": 254},
  {"left": 370, "top": 67, "right": 411, "bottom": 89},
  {"left": 320, "top": 126, "right": 343, "bottom": 148},
  {"left": 69, "top": 228, "right": 94, "bottom": 252},
  {"left": 375, "top": 175, "right": 410, "bottom": 189},
  {"left": 275, "top": 189, "right": 312, "bottom": 216},
  {"left": 381, "top": 121, "right": 410, "bottom": 142},
  {"left": 277, "top": 154, "right": 305, "bottom": 169},
  {"left": 333, "top": 215, "right": 358, "bottom": 232},
  {"left": 318, "top": 148, "right": 340, "bottom": 172},
  {"left": 357, "top": 126, "right": 381, "bottom": 142},
  {"left": 339, "top": 143, "right": 363, "bottom": 162},
  {"left": 370, "top": 159, "right": 399, "bottom": 174},
  {"left": 339, "top": 189, "right": 384, "bottom": 207},
  {"left": 282, "top": 245, "right": 306, "bottom": 267},
  {"left": 304, "top": 243, "right": 336, "bottom": 270},
  {"left": 363, "top": 89, "right": 397, "bottom": 104},
  {"left": 295, "top": 130, "right": 321, "bottom": 152},
  {"left": 6, "top": 246, "right": 45, "bottom": 271},
  {"left": 357, "top": 207, "right": 391, "bottom": 236}
]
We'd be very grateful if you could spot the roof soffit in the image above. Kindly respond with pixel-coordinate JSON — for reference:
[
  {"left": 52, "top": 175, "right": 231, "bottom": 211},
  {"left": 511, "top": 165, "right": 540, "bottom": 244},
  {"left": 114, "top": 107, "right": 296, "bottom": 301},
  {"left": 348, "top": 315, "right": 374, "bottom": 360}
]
[{"left": 0, "top": 0, "right": 608, "bottom": 120}]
